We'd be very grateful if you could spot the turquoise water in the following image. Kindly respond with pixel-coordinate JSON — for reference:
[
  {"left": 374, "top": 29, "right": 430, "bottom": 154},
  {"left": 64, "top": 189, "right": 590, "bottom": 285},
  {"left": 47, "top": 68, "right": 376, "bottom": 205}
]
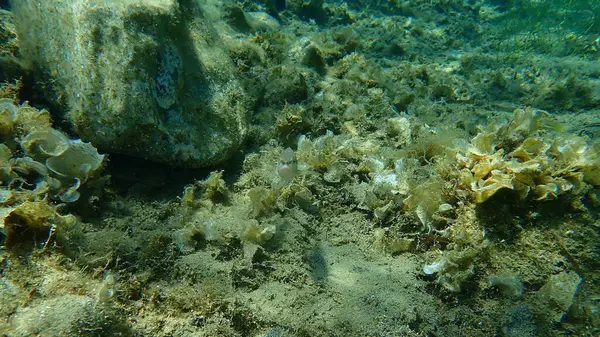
[{"left": 0, "top": 1, "right": 599, "bottom": 336}]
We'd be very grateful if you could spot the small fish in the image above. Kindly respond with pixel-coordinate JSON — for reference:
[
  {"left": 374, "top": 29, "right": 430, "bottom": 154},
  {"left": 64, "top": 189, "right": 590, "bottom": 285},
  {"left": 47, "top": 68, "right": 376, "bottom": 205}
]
[
  {"left": 276, "top": 147, "right": 298, "bottom": 183},
  {"left": 592, "top": 36, "right": 600, "bottom": 52}
]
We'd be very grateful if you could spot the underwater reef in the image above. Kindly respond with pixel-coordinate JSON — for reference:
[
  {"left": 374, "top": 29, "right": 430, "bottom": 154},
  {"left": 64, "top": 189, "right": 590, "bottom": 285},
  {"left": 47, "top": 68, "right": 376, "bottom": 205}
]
[{"left": 1, "top": 0, "right": 600, "bottom": 336}]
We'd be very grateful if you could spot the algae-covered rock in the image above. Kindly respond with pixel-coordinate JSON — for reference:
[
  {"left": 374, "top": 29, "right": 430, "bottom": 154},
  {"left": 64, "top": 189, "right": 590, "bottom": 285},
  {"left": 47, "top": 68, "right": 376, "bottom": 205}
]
[
  {"left": 11, "top": 0, "right": 253, "bottom": 167},
  {"left": 10, "top": 294, "right": 129, "bottom": 336},
  {"left": 538, "top": 270, "right": 582, "bottom": 323}
]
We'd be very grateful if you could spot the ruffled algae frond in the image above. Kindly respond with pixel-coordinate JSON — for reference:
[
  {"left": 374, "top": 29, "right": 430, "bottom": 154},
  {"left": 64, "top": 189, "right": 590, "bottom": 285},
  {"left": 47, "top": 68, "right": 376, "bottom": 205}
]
[{"left": 0, "top": 100, "right": 106, "bottom": 251}]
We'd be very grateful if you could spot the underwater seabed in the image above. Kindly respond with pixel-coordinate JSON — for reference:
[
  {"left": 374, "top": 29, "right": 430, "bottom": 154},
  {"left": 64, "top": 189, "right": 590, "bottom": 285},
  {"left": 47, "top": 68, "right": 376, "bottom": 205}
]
[{"left": 1, "top": 0, "right": 600, "bottom": 336}]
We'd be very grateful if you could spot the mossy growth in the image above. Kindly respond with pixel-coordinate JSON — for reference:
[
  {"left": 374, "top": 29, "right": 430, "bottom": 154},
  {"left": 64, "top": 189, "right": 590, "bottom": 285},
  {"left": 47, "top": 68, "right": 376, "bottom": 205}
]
[
  {"left": 297, "top": 131, "right": 345, "bottom": 172},
  {"left": 241, "top": 219, "right": 276, "bottom": 246},
  {"left": 424, "top": 247, "right": 479, "bottom": 293},
  {"left": 200, "top": 171, "right": 229, "bottom": 203},
  {"left": 423, "top": 205, "right": 490, "bottom": 293},
  {"left": 275, "top": 103, "right": 311, "bottom": 146},
  {"left": 1, "top": 200, "right": 74, "bottom": 251},
  {"left": 247, "top": 186, "right": 280, "bottom": 218},
  {"left": 403, "top": 179, "right": 446, "bottom": 231},
  {"left": 182, "top": 171, "right": 229, "bottom": 209}
]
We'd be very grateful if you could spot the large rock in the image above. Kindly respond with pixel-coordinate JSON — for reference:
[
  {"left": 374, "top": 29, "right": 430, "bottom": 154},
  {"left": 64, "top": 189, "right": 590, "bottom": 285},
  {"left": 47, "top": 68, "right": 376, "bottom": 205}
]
[{"left": 11, "top": 0, "right": 252, "bottom": 167}]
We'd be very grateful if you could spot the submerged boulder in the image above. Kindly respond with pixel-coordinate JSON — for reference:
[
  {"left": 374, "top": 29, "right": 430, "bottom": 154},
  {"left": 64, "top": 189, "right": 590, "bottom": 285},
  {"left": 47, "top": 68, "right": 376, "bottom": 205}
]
[{"left": 11, "top": 0, "right": 253, "bottom": 167}]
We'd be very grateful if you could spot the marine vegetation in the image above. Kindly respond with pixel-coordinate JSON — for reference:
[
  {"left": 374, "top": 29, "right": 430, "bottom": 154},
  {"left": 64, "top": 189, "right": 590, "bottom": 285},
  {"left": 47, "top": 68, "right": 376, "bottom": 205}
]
[{"left": 1, "top": 0, "right": 599, "bottom": 336}]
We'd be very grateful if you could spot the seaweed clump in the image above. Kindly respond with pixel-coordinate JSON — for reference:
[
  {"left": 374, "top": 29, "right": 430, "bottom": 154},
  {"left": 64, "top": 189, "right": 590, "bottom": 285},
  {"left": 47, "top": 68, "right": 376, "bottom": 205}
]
[
  {"left": 454, "top": 107, "right": 599, "bottom": 203},
  {"left": 0, "top": 99, "right": 106, "bottom": 251},
  {"left": 0, "top": 99, "right": 106, "bottom": 204},
  {"left": 419, "top": 107, "right": 600, "bottom": 294}
]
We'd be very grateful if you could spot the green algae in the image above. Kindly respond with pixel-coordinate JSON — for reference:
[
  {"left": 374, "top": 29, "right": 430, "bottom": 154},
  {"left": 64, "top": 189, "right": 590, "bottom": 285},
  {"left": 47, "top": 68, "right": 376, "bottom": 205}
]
[{"left": 1, "top": 1, "right": 599, "bottom": 336}]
